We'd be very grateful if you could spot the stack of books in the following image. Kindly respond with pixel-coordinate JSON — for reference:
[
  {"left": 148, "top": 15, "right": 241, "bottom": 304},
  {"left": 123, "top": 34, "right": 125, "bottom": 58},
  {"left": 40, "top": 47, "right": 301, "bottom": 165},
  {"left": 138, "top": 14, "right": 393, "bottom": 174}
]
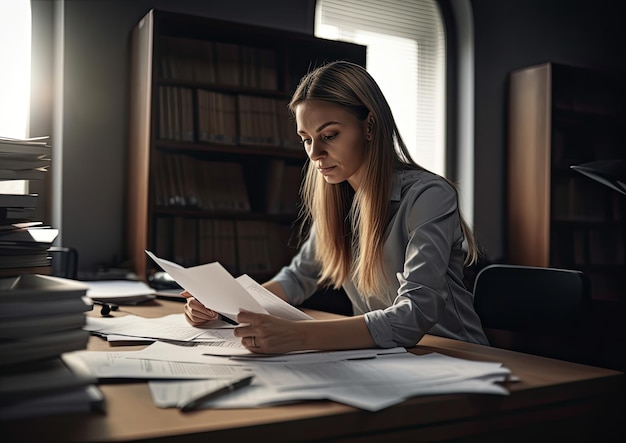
[
  {"left": 0, "top": 274, "right": 105, "bottom": 420},
  {"left": 0, "top": 136, "right": 56, "bottom": 277}
]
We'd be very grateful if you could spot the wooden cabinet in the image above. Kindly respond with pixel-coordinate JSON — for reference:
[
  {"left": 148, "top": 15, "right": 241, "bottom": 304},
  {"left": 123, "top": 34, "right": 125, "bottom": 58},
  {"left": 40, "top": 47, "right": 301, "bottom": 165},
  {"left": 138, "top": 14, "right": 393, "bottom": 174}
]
[
  {"left": 507, "top": 62, "right": 626, "bottom": 302},
  {"left": 127, "top": 9, "right": 366, "bottom": 283}
]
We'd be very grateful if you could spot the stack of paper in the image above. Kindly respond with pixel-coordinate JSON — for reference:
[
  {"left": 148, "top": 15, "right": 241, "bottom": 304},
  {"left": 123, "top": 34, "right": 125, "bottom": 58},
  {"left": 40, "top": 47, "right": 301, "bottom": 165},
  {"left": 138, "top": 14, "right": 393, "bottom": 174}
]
[
  {"left": 0, "top": 136, "right": 51, "bottom": 181},
  {"left": 0, "top": 274, "right": 104, "bottom": 420},
  {"left": 0, "top": 136, "right": 55, "bottom": 277},
  {"left": 0, "top": 222, "right": 59, "bottom": 277}
]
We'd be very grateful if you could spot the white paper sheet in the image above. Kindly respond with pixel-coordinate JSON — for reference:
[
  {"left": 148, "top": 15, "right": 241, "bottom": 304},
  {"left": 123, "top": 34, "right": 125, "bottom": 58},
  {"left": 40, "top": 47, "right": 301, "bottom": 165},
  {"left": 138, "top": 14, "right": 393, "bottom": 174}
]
[
  {"left": 145, "top": 251, "right": 312, "bottom": 321},
  {"left": 85, "top": 280, "right": 156, "bottom": 304},
  {"left": 147, "top": 352, "right": 511, "bottom": 412},
  {"left": 84, "top": 313, "right": 208, "bottom": 342},
  {"left": 62, "top": 350, "right": 252, "bottom": 380}
]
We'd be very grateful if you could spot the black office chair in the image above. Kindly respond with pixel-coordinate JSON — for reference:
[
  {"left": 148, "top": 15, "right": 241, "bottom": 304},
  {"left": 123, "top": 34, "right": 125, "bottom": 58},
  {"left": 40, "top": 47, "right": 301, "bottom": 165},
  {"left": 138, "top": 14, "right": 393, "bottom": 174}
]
[{"left": 473, "top": 264, "right": 593, "bottom": 364}]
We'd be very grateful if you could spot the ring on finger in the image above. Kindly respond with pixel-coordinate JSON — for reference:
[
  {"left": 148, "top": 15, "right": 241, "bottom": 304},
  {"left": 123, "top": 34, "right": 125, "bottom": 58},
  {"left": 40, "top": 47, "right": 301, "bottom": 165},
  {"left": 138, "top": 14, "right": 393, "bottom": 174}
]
[{"left": 251, "top": 336, "right": 256, "bottom": 347}]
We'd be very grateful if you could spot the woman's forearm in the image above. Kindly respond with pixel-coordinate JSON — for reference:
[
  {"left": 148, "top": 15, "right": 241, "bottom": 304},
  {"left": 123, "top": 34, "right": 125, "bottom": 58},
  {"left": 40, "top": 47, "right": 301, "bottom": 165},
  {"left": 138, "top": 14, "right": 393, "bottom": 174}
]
[
  {"left": 299, "top": 316, "right": 376, "bottom": 351},
  {"left": 262, "top": 280, "right": 376, "bottom": 351},
  {"left": 262, "top": 280, "right": 289, "bottom": 301}
]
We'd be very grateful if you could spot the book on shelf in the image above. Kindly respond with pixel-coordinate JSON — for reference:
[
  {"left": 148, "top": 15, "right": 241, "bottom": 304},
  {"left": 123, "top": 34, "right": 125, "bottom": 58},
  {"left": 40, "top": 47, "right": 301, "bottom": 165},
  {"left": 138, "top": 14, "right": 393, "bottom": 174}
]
[
  {"left": 162, "top": 86, "right": 193, "bottom": 142},
  {"left": 235, "top": 220, "right": 272, "bottom": 274},
  {"left": 237, "top": 95, "right": 285, "bottom": 147},
  {"left": 196, "top": 89, "right": 237, "bottom": 145},
  {"left": 159, "top": 36, "right": 278, "bottom": 89},
  {"left": 215, "top": 41, "right": 241, "bottom": 86},
  {"left": 280, "top": 164, "right": 303, "bottom": 214},
  {"left": 265, "top": 159, "right": 286, "bottom": 214},
  {"left": 154, "top": 154, "right": 250, "bottom": 212}
]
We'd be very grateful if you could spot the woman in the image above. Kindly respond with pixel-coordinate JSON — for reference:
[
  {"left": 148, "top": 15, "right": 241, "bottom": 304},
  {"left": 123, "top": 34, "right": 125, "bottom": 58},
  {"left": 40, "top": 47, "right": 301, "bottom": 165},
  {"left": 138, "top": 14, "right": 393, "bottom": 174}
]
[{"left": 184, "top": 60, "right": 488, "bottom": 353}]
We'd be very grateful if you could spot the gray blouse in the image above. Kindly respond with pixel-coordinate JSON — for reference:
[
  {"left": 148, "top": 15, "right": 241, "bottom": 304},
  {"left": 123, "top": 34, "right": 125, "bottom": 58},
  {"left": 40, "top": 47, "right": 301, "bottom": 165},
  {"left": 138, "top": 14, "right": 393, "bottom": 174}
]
[{"left": 272, "top": 169, "right": 489, "bottom": 348}]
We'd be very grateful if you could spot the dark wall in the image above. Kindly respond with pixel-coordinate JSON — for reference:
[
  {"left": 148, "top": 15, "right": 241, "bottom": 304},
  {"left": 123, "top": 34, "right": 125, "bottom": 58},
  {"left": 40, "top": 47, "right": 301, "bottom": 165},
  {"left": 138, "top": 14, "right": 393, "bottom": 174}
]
[{"left": 471, "top": 0, "right": 626, "bottom": 261}]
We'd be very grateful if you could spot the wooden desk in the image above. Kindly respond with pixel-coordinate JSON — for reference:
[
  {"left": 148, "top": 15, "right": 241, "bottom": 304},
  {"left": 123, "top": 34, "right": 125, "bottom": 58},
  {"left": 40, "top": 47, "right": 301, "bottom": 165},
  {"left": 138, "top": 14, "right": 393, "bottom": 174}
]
[{"left": 5, "top": 300, "right": 625, "bottom": 442}]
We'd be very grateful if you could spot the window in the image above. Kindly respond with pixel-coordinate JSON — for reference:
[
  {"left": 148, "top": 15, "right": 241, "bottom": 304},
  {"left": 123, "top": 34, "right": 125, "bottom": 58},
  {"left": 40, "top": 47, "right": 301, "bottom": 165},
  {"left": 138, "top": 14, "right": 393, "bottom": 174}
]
[
  {"left": 315, "top": 0, "right": 446, "bottom": 175},
  {"left": 0, "top": 0, "right": 31, "bottom": 194}
]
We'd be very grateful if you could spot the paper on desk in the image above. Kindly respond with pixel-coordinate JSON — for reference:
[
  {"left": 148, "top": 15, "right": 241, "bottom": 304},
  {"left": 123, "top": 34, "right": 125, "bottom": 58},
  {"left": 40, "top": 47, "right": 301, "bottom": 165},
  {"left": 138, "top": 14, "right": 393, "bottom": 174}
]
[
  {"left": 149, "top": 375, "right": 255, "bottom": 409},
  {"left": 133, "top": 340, "right": 407, "bottom": 365},
  {"left": 145, "top": 251, "right": 312, "bottom": 322},
  {"left": 133, "top": 336, "right": 247, "bottom": 363},
  {"left": 85, "top": 280, "right": 156, "bottom": 304},
  {"left": 245, "top": 352, "right": 511, "bottom": 391},
  {"left": 149, "top": 377, "right": 508, "bottom": 411},
  {"left": 148, "top": 352, "right": 510, "bottom": 411},
  {"left": 84, "top": 313, "right": 208, "bottom": 342},
  {"left": 62, "top": 349, "right": 252, "bottom": 380}
]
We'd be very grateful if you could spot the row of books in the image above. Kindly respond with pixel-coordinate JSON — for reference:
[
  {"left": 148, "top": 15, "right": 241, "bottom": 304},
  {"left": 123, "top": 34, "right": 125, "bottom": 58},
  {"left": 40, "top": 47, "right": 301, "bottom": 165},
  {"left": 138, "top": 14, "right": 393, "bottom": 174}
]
[
  {"left": 152, "top": 217, "right": 295, "bottom": 276},
  {"left": 152, "top": 152, "right": 250, "bottom": 211},
  {"left": 152, "top": 153, "right": 302, "bottom": 214},
  {"left": 552, "top": 175, "right": 624, "bottom": 222},
  {"left": 265, "top": 160, "right": 302, "bottom": 215},
  {"left": 0, "top": 274, "right": 104, "bottom": 420},
  {"left": 158, "top": 86, "right": 302, "bottom": 149},
  {"left": 159, "top": 36, "right": 278, "bottom": 90},
  {"left": 237, "top": 94, "right": 300, "bottom": 148}
]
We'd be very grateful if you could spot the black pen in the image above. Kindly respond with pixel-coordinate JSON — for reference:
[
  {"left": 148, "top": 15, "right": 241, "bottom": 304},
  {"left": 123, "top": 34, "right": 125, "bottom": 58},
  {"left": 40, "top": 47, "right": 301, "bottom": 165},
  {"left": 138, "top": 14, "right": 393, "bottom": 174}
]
[{"left": 179, "top": 375, "right": 254, "bottom": 412}]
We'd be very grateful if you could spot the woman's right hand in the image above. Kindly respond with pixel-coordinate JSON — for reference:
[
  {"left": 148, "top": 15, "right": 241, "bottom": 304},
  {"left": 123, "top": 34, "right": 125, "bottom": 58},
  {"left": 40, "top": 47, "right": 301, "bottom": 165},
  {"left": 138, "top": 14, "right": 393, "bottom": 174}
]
[{"left": 181, "top": 291, "right": 220, "bottom": 326}]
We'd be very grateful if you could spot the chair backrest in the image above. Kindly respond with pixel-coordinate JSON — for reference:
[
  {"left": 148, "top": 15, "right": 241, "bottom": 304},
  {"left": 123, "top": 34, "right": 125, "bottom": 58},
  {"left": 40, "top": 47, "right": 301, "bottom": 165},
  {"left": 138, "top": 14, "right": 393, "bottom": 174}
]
[{"left": 473, "top": 264, "right": 592, "bottom": 361}]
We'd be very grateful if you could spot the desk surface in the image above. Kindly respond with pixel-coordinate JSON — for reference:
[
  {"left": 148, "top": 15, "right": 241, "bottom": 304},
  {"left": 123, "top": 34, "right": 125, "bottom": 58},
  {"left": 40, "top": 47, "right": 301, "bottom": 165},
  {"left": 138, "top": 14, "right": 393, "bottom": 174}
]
[{"left": 5, "top": 299, "right": 625, "bottom": 442}]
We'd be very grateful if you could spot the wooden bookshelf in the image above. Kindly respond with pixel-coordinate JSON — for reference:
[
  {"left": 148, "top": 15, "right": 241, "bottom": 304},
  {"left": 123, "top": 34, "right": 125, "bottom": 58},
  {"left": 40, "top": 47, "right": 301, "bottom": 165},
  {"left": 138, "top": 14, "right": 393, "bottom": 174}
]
[
  {"left": 507, "top": 62, "right": 626, "bottom": 302},
  {"left": 127, "top": 9, "right": 366, "bottom": 283}
]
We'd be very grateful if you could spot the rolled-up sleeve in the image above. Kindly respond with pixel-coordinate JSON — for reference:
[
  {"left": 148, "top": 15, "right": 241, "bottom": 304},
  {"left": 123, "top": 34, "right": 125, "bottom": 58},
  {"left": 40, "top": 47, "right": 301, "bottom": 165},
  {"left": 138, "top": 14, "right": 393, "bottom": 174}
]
[{"left": 364, "top": 176, "right": 468, "bottom": 348}]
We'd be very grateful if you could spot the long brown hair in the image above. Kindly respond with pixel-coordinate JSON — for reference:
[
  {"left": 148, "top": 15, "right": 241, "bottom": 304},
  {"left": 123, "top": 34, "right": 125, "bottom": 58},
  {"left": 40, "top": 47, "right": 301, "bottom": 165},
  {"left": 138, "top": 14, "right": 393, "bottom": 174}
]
[{"left": 289, "top": 61, "right": 477, "bottom": 296}]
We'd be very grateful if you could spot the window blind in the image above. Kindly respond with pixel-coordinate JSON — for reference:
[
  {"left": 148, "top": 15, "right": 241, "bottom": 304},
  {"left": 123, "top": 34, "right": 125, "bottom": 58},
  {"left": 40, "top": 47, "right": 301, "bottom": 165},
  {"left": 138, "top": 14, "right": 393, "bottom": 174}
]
[{"left": 315, "top": 0, "right": 446, "bottom": 175}]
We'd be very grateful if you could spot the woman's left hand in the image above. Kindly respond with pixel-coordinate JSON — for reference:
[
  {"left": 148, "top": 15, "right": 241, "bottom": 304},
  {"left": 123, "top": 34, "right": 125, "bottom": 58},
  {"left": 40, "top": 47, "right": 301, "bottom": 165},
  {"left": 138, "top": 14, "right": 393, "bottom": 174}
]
[{"left": 233, "top": 310, "right": 308, "bottom": 354}]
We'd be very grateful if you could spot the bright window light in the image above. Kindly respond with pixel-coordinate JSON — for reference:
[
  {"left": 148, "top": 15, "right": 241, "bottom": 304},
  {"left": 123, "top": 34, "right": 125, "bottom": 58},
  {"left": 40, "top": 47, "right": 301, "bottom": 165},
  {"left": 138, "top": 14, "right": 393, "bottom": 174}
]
[
  {"left": 315, "top": 0, "right": 446, "bottom": 176},
  {"left": 0, "top": 0, "right": 31, "bottom": 194}
]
